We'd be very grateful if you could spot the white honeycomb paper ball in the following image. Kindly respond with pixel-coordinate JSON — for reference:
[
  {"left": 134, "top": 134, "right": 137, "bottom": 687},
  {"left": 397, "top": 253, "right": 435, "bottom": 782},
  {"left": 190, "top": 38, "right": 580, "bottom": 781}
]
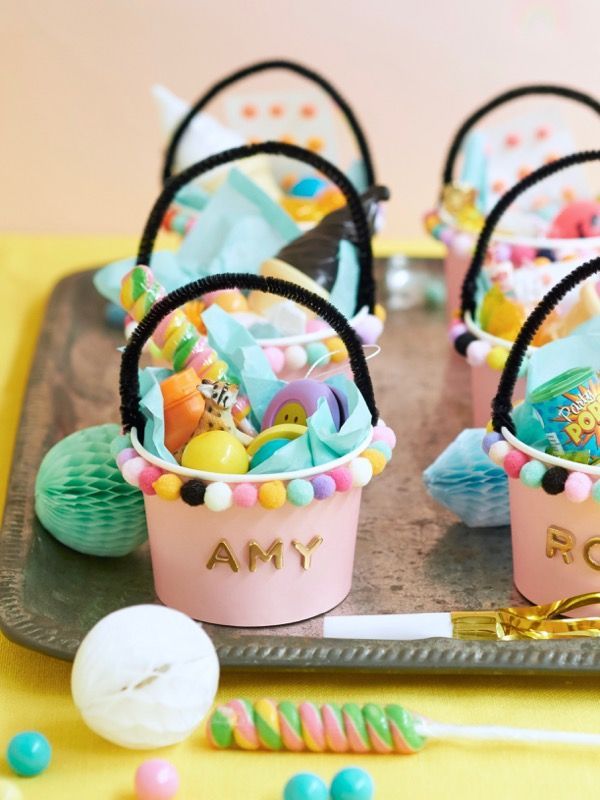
[{"left": 71, "top": 605, "right": 219, "bottom": 749}]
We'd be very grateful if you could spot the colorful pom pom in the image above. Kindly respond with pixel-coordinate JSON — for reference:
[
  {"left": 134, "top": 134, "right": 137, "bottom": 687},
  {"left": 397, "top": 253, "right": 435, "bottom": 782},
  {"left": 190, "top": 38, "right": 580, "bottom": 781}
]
[
  {"left": 180, "top": 479, "right": 206, "bottom": 506},
  {"left": 466, "top": 339, "right": 491, "bottom": 367},
  {"left": 263, "top": 346, "right": 285, "bottom": 375},
  {"left": 448, "top": 322, "right": 467, "bottom": 343},
  {"left": 520, "top": 459, "right": 546, "bottom": 488},
  {"left": 541, "top": 466, "right": 569, "bottom": 495},
  {"left": 488, "top": 440, "right": 511, "bottom": 466},
  {"left": 371, "top": 425, "right": 396, "bottom": 449},
  {"left": 116, "top": 447, "right": 138, "bottom": 468},
  {"left": 324, "top": 336, "right": 349, "bottom": 364},
  {"left": 591, "top": 480, "right": 600, "bottom": 503},
  {"left": 287, "top": 479, "right": 315, "bottom": 507},
  {"left": 361, "top": 448, "right": 387, "bottom": 476},
  {"left": 232, "top": 483, "right": 258, "bottom": 508},
  {"left": 374, "top": 303, "right": 387, "bottom": 322},
  {"left": 454, "top": 332, "right": 477, "bottom": 356},
  {"left": 311, "top": 474, "right": 336, "bottom": 500},
  {"left": 305, "top": 342, "right": 330, "bottom": 367},
  {"left": 110, "top": 433, "right": 131, "bottom": 458},
  {"left": 503, "top": 450, "right": 529, "bottom": 479},
  {"left": 153, "top": 473, "right": 182, "bottom": 501},
  {"left": 564, "top": 471, "right": 593, "bottom": 503},
  {"left": 349, "top": 457, "right": 373, "bottom": 488},
  {"left": 328, "top": 466, "right": 353, "bottom": 492},
  {"left": 138, "top": 466, "right": 163, "bottom": 496},
  {"left": 121, "top": 457, "right": 149, "bottom": 487},
  {"left": 482, "top": 431, "right": 503, "bottom": 454},
  {"left": 284, "top": 345, "right": 308, "bottom": 371},
  {"left": 204, "top": 482, "right": 233, "bottom": 512},
  {"left": 258, "top": 480, "right": 287, "bottom": 509},
  {"left": 486, "top": 346, "right": 509, "bottom": 371},
  {"left": 353, "top": 315, "right": 383, "bottom": 346}
]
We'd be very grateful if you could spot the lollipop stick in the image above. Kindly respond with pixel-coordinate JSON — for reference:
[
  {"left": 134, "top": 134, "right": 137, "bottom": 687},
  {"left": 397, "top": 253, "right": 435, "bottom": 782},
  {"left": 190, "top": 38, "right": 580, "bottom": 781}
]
[{"left": 416, "top": 718, "right": 600, "bottom": 748}]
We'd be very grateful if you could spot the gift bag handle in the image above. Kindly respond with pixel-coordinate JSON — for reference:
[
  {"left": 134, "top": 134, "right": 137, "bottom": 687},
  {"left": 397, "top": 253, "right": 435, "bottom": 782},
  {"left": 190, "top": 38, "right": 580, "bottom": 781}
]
[
  {"left": 142, "top": 140, "right": 376, "bottom": 313},
  {"left": 460, "top": 148, "right": 600, "bottom": 319},
  {"left": 442, "top": 84, "right": 600, "bottom": 191},
  {"left": 491, "top": 254, "right": 600, "bottom": 434},
  {"left": 120, "top": 273, "right": 379, "bottom": 436},
  {"left": 162, "top": 58, "right": 376, "bottom": 186}
]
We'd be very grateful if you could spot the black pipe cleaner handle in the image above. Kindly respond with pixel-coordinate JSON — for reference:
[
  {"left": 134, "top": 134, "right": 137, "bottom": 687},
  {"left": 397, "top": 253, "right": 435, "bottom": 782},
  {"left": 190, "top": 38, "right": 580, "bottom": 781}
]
[
  {"left": 162, "top": 58, "right": 375, "bottom": 187},
  {"left": 460, "top": 148, "right": 600, "bottom": 319},
  {"left": 120, "top": 273, "right": 379, "bottom": 436},
  {"left": 442, "top": 84, "right": 600, "bottom": 190},
  {"left": 491, "top": 254, "right": 600, "bottom": 434},
  {"left": 142, "top": 140, "right": 376, "bottom": 313}
]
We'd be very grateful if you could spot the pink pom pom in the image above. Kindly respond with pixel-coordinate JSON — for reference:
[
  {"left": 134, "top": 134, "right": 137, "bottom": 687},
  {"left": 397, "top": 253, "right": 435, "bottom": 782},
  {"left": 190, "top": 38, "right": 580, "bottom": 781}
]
[
  {"left": 439, "top": 227, "right": 454, "bottom": 246},
  {"left": 466, "top": 340, "right": 491, "bottom": 367},
  {"left": 565, "top": 471, "right": 593, "bottom": 503},
  {"left": 116, "top": 448, "right": 137, "bottom": 468},
  {"left": 503, "top": 450, "right": 529, "bottom": 479},
  {"left": 263, "top": 346, "right": 285, "bottom": 374},
  {"left": 371, "top": 425, "right": 397, "bottom": 449},
  {"left": 448, "top": 322, "right": 468, "bottom": 342},
  {"left": 138, "top": 466, "right": 163, "bottom": 495},
  {"left": 121, "top": 457, "right": 148, "bottom": 487},
  {"left": 353, "top": 315, "right": 383, "bottom": 346},
  {"left": 306, "top": 319, "right": 329, "bottom": 333},
  {"left": 232, "top": 483, "right": 258, "bottom": 508},
  {"left": 453, "top": 232, "right": 473, "bottom": 256},
  {"left": 328, "top": 466, "right": 353, "bottom": 492}
]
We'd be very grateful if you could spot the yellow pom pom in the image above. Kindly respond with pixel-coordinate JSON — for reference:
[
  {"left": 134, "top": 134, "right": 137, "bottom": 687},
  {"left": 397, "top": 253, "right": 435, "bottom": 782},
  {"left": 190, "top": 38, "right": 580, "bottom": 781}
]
[
  {"left": 258, "top": 480, "right": 287, "bottom": 509},
  {"left": 153, "top": 473, "right": 183, "bottom": 500},
  {"left": 485, "top": 419, "right": 494, "bottom": 433},
  {"left": 486, "top": 345, "right": 509, "bottom": 371},
  {"left": 325, "top": 336, "right": 348, "bottom": 363},
  {"left": 374, "top": 303, "right": 387, "bottom": 323},
  {"left": 361, "top": 448, "right": 386, "bottom": 476}
]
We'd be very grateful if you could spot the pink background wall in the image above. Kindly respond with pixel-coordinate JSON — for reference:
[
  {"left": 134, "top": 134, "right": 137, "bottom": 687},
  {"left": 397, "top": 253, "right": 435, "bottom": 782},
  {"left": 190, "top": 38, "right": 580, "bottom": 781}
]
[{"left": 3, "top": 0, "right": 599, "bottom": 238}]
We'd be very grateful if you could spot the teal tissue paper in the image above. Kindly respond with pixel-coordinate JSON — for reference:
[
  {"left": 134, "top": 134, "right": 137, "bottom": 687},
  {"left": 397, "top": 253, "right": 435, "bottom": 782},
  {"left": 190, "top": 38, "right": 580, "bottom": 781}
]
[{"left": 423, "top": 428, "right": 509, "bottom": 528}]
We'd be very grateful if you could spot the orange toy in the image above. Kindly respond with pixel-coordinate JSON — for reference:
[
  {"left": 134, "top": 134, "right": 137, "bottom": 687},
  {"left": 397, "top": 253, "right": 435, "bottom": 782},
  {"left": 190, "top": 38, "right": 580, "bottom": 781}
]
[{"left": 160, "top": 369, "right": 206, "bottom": 455}]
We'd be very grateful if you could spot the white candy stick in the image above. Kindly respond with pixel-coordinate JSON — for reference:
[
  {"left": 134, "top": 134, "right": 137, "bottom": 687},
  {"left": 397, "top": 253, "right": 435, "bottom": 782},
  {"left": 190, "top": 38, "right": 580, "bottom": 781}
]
[{"left": 323, "top": 612, "right": 453, "bottom": 640}]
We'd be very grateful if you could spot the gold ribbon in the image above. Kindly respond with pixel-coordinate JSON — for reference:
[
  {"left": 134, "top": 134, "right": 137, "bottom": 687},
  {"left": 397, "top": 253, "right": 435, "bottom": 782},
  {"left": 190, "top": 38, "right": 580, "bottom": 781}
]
[{"left": 451, "top": 593, "right": 600, "bottom": 640}]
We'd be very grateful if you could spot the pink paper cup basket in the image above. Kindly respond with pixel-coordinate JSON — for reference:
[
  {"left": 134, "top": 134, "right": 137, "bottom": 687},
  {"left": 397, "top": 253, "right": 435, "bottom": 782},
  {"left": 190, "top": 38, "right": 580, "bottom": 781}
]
[
  {"left": 119, "top": 265, "right": 391, "bottom": 627},
  {"left": 424, "top": 84, "right": 600, "bottom": 323},
  {"left": 489, "top": 253, "right": 600, "bottom": 616},
  {"left": 159, "top": 138, "right": 385, "bottom": 383},
  {"left": 452, "top": 149, "right": 600, "bottom": 427}
]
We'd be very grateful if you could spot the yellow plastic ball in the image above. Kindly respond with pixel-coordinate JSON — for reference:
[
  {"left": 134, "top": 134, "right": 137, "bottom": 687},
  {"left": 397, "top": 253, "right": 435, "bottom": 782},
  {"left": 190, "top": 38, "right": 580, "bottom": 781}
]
[
  {"left": 325, "top": 336, "right": 348, "bottom": 363},
  {"left": 374, "top": 303, "right": 387, "bottom": 323},
  {"left": 182, "top": 431, "right": 249, "bottom": 474},
  {"left": 362, "top": 448, "right": 387, "bottom": 476},
  {"left": 213, "top": 290, "right": 248, "bottom": 313},
  {"left": 486, "top": 345, "right": 509, "bottom": 371},
  {"left": 153, "top": 473, "right": 183, "bottom": 501},
  {"left": 258, "top": 480, "right": 287, "bottom": 509}
]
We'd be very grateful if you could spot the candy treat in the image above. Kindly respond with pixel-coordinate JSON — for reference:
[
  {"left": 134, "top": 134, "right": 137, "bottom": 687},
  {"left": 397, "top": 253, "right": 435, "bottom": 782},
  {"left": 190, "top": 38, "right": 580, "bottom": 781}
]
[
  {"left": 208, "top": 698, "right": 600, "bottom": 754},
  {"left": 34, "top": 424, "right": 147, "bottom": 557},
  {"left": 71, "top": 605, "right": 219, "bottom": 749},
  {"left": 135, "top": 759, "right": 180, "bottom": 800},
  {"left": 6, "top": 732, "right": 52, "bottom": 777}
]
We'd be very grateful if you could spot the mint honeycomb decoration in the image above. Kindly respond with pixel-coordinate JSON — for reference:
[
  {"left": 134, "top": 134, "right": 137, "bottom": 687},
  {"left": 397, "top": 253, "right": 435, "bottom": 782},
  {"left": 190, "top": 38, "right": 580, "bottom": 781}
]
[{"left": 35, "top": 424, "right": 147, "bottom": 557}]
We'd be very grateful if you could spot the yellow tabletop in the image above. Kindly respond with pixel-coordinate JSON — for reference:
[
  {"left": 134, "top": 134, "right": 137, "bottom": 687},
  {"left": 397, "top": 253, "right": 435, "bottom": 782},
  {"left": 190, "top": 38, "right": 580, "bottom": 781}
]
[{"left": 1, "top": 234, "right": 598, "bottom": 799}]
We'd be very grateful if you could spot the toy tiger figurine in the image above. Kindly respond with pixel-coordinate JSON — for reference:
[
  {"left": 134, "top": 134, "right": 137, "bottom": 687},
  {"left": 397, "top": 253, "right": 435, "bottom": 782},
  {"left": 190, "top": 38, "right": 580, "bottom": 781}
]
[{"left": 174, "top": 379, "right": 254, "bottom": 462}]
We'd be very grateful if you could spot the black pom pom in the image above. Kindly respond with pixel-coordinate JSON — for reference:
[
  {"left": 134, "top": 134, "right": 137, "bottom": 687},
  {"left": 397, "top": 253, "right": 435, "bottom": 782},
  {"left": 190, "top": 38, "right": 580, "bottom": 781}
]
[
  {"left": 536, "top": 247, "right": 555, "bottom": 261},
  {"left": 454, "top": 332, "right": 476, "bottom": 356},
  {"left": 541, "top": 466, "right": 569, "bottom": 495},
  {"left": 181, "top": 479, "right": 206, "bottom": 506}
]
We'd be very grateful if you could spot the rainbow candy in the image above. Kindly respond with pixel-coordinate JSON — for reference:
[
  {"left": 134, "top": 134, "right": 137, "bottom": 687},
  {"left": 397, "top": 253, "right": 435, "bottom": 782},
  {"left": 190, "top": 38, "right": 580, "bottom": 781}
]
[{"left": 207, "top": 700, "right": 426, "bottom": 755}]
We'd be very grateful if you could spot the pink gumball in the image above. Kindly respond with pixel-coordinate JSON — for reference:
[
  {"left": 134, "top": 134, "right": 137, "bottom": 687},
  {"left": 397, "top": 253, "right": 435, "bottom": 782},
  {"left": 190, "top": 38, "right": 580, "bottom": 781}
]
[
  {"left": 135, "top": 759, "right": 179, "bottom": 800},
  {"left": 263, "top": 346, "right": 285, "bottom": 374}
]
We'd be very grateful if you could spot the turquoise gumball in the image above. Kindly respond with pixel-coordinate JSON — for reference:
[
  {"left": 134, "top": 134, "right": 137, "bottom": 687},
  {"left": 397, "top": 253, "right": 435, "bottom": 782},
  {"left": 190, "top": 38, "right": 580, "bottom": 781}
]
[
  {"left": 283, "top": 772, "right": 328, "bottom": 800},
  {"left": 330, "top": 767, "right": 374, "bottom": 800},
  {"left": 7, "top": 731, "right": 52, "bottom": 777}
]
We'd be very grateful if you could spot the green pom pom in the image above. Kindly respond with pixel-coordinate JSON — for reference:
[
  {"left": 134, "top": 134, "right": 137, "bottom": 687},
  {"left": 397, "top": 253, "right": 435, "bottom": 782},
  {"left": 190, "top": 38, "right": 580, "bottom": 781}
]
[
  {"left": 35, "top": 424, "right": 147, "bottom": 557},
  {"left": 109, "top": 432, "right": 131, "bottom": 458},
  {"left": 591, "top": 481, "right": 600, "bottom": 503},
  {"left": 519, "top": 459, "right": 546, "bottom": 488},
  {"left": 286, "top": 478, "right": 314, "bottom": 507},
  {"left": 306, "top": 342, "right": 330, "bottom": 367},
  {"left": 369, "top": 441, "right": 392, "bottom": 462}
]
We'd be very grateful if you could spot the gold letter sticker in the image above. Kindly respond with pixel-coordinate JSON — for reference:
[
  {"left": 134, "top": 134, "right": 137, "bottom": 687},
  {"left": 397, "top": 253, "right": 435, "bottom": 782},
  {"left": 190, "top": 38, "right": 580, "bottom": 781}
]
[
  {"left": 248, "top": 539, "right": 284, "bottom": 572},
  {"left": 206, "top": 539, "right": 240, "bottom": 572},
  {"left": 584, "top": 537, "right": 600, "bottom": 571},
  {"left": 292, "top": 536, "right": 323, "bottom": 570},
  {"left": 545, "top": 526, "right": 575, "bottom": 565}
]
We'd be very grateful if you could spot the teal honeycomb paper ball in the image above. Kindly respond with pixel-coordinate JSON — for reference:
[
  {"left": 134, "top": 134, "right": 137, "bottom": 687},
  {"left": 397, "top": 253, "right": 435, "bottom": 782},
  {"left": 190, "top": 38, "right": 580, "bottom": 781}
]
[{"left": 35, "top": 424, "right": 147, "bottom": 557}]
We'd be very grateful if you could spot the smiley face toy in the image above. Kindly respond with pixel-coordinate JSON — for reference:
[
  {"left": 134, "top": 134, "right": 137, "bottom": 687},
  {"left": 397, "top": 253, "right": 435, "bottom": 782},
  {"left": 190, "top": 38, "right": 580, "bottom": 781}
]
[{"left": 261, "top": 379, "right": 349, "bottom": 432}]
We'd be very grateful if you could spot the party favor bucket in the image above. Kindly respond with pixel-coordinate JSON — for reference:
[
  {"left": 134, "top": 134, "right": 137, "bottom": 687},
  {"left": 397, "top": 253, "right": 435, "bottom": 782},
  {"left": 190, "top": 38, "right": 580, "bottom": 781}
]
[
  {"left": 118, "top": 270, "right": 392, "bottom": 627},
  {"left": 123, "top": 140, "right": 385, "bottom": 384},
  {"left": 488, "top": 255, "right": 600, "bottom": 616},
  {"left": 424, "top": 84, "right": 600, "bottom": 322},
  {"left": 453, "top": 149, "right": 600, "bottom": 427},
  {"left": 161, "top": 57, "right": 376, "bottom": 230}
]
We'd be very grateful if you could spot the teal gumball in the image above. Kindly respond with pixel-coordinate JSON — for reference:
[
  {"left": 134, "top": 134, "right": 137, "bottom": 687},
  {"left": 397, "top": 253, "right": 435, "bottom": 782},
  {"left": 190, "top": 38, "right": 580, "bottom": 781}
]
[
  {"left": 7, "top": 731, "right": 52, "bottom": 777},
  {"left": 283, "top": 772, "right": 329, "bottom": 800},
  {"left": 330, "top": 767, "right": 374, "bottom": 800}
]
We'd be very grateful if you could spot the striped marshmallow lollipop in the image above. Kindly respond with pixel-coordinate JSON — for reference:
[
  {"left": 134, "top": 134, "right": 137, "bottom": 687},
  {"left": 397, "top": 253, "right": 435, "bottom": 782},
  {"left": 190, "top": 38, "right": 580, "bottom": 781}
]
[{"left": 207, "top": 699, "right": 426, "bottom": 755}]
